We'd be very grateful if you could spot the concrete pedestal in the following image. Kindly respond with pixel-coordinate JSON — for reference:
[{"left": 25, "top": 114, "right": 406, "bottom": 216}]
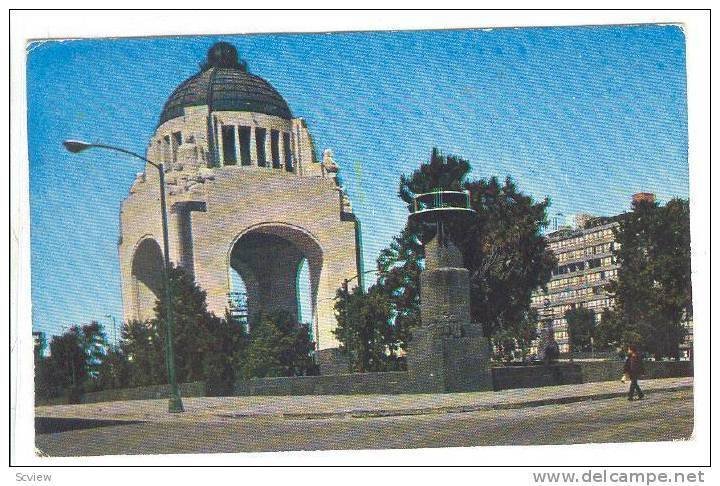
[{"left": 407, "top": 237, "right": 492, "bottom": 392}]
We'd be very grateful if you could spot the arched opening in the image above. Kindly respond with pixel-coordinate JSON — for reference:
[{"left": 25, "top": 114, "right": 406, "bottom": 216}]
[
  {"left": 131, "top": 237, "right": 164, "bottom": 322},
  {"left": 296, "top": 257, "right": 313, "bottom": 340},
  {"left": 228, "top": 266, "right": 250, "bottom": 332},
  {"left": 228, "top": 224, "right": 322, "bottom": 338}
]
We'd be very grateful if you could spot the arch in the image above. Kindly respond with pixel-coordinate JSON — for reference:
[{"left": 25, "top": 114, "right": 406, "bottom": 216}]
[
  {"left": 296, "top": 257, "right": 313, "bottom": 339},
  {"left": 227, "top": 223, "right": 323, "bottom": 336},
  {"left": 130, "top": 236, "right": 164, "bottom": 322}
]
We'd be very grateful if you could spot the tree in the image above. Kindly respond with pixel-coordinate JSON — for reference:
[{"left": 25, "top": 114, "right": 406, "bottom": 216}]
[
  {"left": 204, "top": 310, "right": 249, "bottom": 395},
  {"left": 240, "top": 311, "right": 316, "bottom": 379},
  {"left": 46, "top": 331, "right": 84, "bottom": 400},
  {"left": 593, "top": 308, "right": 636, "bottom": 357},
  {"left": 151, "top": 264, "right": 217, "bottom": 382},
  {"left": 117, "top": 319, "right": 165, "bottom": 387},
  {"left": 34, "top": 332, "right": 53, "bottom": 401},
  {"left": 377, "top": 148, "right": 555, "bottom": 345},
  {"left": 491, "top": 309, "right": 539, "bottom": 362},
  {"left": 607, "top": 198, "right": 692, "bottom": 359},
  {"left": 39, "top": 322, "right": 108, "bottom": 401},
  {"left": 94, "top": 346, "right": 132, "bottom": 392},
  {"left": 77, "top": 321, "right": 108, "bottom": 382},
  {"left": 564, "top": 307, "right": 596, "bottom": 353},
  {"left": 333, "top": 285, "right": 395, "bottom": 372}
]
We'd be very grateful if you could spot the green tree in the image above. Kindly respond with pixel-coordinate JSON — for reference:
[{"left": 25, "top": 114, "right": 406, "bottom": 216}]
[
  {"left": 593, "top": 308, "right": 636, "bottom": 356},
  {"left": 94, "top": 346, "right": 132, "bottom": 391},
  {"left": 40, "top": 322, "right": 108, "bottom": 401},
  {"left": 77, "top": 321, "right": 108, "bottom": 381},
  {"left": 33, "top": 332, "right": 53, "bottom": 401},
  {"left": 564, "top": 307, "right": 596, "bottom": 353},
  {"left": 333, "top": 285, "right": 395, "bottom": 372},
  {"left": 152, "top": 264, "right": 229, "bottom": 383},
  {"left": 606, "top": 197, "right": 692, "bottom": 359},
  {"left": 491, "top": 309, "right": 539, "bottom": 362},
  {"left": 204, "top": 311, "right": 248, "bottom": 394},
  {"left": 378, "top": 148, "right": 555, "bottom": 344},
  {"left": 119, "top": 319, "right": 165, "bottom": 387},
  {"left": 240, "top": 311, "right": 315, "bottom": 378},
  {"left": 47, "top": 331, "right": 84, "bottom": 400}
]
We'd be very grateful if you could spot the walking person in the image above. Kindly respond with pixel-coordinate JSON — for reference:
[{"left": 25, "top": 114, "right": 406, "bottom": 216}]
[{"left": 624, "top": 345, "right": 645, "bottom": 401}]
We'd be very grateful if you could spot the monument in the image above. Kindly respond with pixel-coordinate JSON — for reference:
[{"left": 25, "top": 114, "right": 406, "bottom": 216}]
[
  {"left": 406, "top": 191, "right": 493, "bottom": 392},
  {"left": 117, "top": 42, "right": 362, "bottom": 369}
]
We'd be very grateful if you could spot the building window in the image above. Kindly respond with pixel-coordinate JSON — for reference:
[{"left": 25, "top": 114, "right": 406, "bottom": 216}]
[
  {"left": 171, "top": 131, "right": 182, "bottom": 163},
  {"left": 255, "top": 128, "right": 267, "bottom": 167},
  {"left": 238, "top": 126, "right": 252, "bottom": 166},
  {"left": 283, "top": 132, "right": 293, "bottom": 171},
  {"left": 221, "top": 125, "right": 237, "bottom": 165},
  {"left": 271, "top": 129, "right": 280, "bottom": 168},
  {"left": 163, "top": 134, "right": 171, "bottom": 164}
]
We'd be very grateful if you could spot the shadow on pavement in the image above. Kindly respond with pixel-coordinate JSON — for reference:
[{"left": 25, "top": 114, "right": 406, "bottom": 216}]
[{"left": 35, "top": 417, "right": 145, "bottom": 434}]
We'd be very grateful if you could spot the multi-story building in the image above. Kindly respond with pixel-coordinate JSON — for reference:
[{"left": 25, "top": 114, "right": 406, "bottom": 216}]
[
  {"left": 530, "top": 213, "right": 621, "bottom": 355},
  {"left": 531, "top": 192, "right": 693, "bottom": 359}
]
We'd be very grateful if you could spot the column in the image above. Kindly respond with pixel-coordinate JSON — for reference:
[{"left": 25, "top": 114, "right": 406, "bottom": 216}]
[
  {"left": 277, "top": 130, "right": 285, "bottom": 170},
  {"left": 215, "top": 119, "right": 224, "bottom": 167},
  {"left": 234, "top": 125, "right": 241, "bottom": 165},
  {"left": 249, "top": 124, "right": 257, "bottom": 166},
  {"left": 265, "top": 128, "right": 273, "bottom": 169},
  {"left": 293, "top": 125, "right": 302, "bottom": 175}
]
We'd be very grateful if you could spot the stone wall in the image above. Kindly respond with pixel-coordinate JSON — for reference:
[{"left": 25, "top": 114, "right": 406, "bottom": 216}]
[
  {"left": 492, "top": 361, "right": 693, "bottom": 391},
  {"left": 83, "top": 381, "right": 206, "bottom": 404},
  {"left": 491, "top": 364, "right": 583, "bottom": 391},
  {"left": 229, "top": 371, "right": 413, "bottom": 396},
  {"left": 36, "top": 381, "right": 206, "bottom": 406},
  {"left": 577, "top": 360, "right": 693, "bottom": 384},
  {"left": 37, "top": 361, "right": 693, "bottom": 405}
]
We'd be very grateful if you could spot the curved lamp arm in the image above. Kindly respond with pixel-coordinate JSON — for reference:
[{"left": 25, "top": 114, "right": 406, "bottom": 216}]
[{"left": 63, "top": 140, "right": 160, "bottom": 169}]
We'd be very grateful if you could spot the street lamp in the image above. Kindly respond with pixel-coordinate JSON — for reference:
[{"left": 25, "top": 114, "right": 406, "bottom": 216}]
[
  {"left": 341, "top": 269, "right": 384, "bottom": 294},
  {"left": 63, "top": 139, "right": 184, "bottom": 413}
]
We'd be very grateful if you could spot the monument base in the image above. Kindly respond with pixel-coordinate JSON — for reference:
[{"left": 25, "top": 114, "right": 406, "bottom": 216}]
[
  {"left": 406, "top": 235, "right": 492, "bottom": 393},
  {"left": 407, "top": 321, "right": 492, "bottom": 393}
]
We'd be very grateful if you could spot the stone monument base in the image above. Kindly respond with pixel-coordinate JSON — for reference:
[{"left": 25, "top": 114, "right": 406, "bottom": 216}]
[
  {"left": 407, "top": 321, "right": 492, "bottom": 393},
  {"left": 406, "top": 235, "right": 492, "bottom": 393}
]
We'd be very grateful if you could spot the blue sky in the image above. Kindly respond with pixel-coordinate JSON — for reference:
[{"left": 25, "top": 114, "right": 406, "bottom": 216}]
[{"left": 27, "top": 25, "right": 688, "bottom": 341}]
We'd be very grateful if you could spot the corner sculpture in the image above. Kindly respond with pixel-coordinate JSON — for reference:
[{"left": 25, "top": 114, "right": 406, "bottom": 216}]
[{"left": 406, "top": 190, "right": 493, "bottom": 392}]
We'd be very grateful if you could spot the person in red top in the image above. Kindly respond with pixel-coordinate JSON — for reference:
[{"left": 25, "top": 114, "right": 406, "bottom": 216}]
[{"left": 624, "top": 345, "right": 645, "bottom": 401}]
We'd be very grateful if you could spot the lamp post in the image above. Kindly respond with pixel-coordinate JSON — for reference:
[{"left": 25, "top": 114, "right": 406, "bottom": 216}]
[
  {"left": 63, "top": 140, "right": 184, "bottom": 413},
  {"left": 341, "top": 269, "right": 384, "bottom": 295}
]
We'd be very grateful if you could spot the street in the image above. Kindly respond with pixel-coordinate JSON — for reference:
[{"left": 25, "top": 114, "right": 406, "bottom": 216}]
[{"left": 35, "top": 387, "right": 693, "bottom": 456}]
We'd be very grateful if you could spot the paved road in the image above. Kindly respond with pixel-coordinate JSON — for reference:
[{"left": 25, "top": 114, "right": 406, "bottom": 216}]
[{"left": 36, "top": 388, "right": 693, "bottom": 456}]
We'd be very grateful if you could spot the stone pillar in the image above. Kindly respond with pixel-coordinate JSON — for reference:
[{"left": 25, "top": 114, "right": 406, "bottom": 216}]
[
  {"left": 291, "top": 126, "right": 301, "bottom": 175},
  {"left": 216, "top": 121, "right": 224, "bottom": 167},
  {"left": 249, "top": 125, "right": 257, "bottom": 166},
  {"left": 407, "top": 237, "right": 492, "bottom": 392},
  {"left": 265, "top": 129, "right": 273, "bottom": 169},
  {"left": 278, "top": 131, "right": 285, "bottom": 170},
  {"left": 233, "top": 125, "right": 241, "bottom": 165}
]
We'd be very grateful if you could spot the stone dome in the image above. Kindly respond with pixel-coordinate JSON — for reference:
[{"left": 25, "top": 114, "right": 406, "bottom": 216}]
[{"left": 158, "top": 42, "right": 292, "bottom": 126}]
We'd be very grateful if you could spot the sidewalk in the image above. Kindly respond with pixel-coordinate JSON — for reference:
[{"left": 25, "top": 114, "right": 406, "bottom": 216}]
[{"left": 35, "top": 377, "right": 692, "bottom": 424}]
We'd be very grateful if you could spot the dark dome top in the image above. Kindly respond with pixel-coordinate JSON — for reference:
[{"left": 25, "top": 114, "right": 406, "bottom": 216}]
[{"left": 158, "top": 42, "right": 292, "bottom": 126}]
